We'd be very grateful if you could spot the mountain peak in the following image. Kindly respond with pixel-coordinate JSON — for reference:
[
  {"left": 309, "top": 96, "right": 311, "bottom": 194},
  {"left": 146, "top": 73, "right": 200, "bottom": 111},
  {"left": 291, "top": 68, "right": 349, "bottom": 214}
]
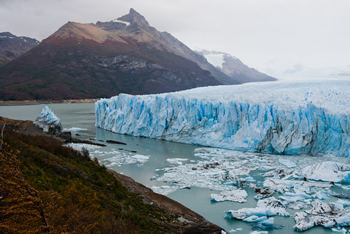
[{"left": 118, "top": 8, "right": 150, "bottom": 27}]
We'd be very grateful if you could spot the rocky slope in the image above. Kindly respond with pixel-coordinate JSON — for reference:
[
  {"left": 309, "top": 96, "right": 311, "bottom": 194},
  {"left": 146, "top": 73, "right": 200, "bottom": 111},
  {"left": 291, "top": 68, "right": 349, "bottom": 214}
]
[
  {"left": 0, "top": 32, "right": 39, "bottom": 66},
  {"left": 197, "top": 50, "right": 276, "bottom": 83}
]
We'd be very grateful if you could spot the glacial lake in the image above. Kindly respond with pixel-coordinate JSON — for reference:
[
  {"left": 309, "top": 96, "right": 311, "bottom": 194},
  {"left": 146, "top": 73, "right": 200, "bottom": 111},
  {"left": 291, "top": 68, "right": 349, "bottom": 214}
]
[{"left": 1, "top": 102, "right": 350, "bottom": 234}]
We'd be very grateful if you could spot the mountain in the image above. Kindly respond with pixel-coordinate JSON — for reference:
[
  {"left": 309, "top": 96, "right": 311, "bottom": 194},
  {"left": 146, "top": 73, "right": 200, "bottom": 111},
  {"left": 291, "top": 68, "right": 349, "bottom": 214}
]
[
  {"left": 0, "top": 9, "right": 267, "bottom": 101},
  {"left": 0, "top": 32, "right": 39, "bottom": 66},
  {"left": 196, "top": 50, "right": 276, "bottom": 83},
  {"left": 0, "top": 116, "right": 223, "bottom": 233}
]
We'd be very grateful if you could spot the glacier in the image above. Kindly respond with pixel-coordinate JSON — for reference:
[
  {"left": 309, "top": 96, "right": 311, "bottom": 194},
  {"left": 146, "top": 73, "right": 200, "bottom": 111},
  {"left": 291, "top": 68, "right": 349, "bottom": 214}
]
[{"left": 95, "top": 80, "right": 350, "bottom": 157}]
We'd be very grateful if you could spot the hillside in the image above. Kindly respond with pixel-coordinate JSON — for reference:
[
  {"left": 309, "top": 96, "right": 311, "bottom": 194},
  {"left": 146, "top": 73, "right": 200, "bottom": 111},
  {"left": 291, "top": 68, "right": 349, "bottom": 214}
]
[{"left": 0, "top": 116, "right": 223, "bottom": 233}]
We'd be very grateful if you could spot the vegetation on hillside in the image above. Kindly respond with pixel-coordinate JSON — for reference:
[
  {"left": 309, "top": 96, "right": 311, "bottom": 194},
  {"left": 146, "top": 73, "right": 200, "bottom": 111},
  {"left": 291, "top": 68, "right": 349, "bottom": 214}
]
[{"left": 0, "top": 131, "right": 179, "bottom": 233}]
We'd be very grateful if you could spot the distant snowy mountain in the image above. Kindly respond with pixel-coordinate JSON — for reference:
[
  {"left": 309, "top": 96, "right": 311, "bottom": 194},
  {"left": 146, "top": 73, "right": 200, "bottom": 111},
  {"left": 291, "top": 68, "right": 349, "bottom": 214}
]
[
  {"left": 0, "top": 32, "right": 39, "bottom": 66},
  {"left": 196, "top": 50, "right": 276, "bottom": 83},
  {"left": 95, "top": 79, "right": 350, "bottom": 157}
]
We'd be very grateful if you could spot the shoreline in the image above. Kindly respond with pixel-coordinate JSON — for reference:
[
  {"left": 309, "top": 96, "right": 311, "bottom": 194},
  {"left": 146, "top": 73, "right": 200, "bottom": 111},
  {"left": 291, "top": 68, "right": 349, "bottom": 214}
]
[{"left": 0, "top": 98, "right": 100, "bottom": 106}]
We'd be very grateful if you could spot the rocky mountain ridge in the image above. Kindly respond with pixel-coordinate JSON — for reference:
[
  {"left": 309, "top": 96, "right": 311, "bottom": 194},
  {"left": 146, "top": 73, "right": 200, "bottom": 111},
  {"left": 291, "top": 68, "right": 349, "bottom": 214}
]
[
  {"left": 0, "top": 32, "right": 39, "bottom": 66},
  {"left": 0, "top": 9, "right": 273, "bottom": 101}
]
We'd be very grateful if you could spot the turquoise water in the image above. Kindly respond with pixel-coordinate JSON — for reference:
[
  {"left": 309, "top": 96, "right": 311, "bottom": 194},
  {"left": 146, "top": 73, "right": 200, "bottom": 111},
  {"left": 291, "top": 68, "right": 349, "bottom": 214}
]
[{"left": 1, "top": 103, "right": 350, "bottom": 233}]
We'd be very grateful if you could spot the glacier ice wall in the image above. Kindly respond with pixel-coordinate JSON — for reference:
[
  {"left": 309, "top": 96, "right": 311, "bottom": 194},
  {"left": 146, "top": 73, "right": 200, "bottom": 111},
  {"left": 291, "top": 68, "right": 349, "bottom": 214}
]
[{"left": 95, "top": 80, "right": 350, "bottom": 157}]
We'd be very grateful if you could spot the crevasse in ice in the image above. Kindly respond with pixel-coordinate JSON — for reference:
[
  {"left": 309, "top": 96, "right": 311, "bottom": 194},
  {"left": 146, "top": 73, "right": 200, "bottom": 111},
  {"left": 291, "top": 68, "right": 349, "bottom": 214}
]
[{"left": 95, "top": 80, "right": 350, "bottom": 156}]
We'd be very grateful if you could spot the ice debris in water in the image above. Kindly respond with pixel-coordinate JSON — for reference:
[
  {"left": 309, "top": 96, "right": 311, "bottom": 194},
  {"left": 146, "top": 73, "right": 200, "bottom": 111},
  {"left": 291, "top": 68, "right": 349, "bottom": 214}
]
[
  {"left": 66, "top": 143, "right": 101, "bottom": 152},
  {"left": 149, "top": 147, "right": 350, "bottom": 231},
  {"left": 95, "top": 80, "right": 350, "bottom": 156},
  {"left": 34, "top": 106, "right": 62, "bottom": 135},
  {"left": 88, "top": 148, "right": 150, "bottom": 167},
  {"left": 278, "top": 159, "right": 296, "bottom": 168}
]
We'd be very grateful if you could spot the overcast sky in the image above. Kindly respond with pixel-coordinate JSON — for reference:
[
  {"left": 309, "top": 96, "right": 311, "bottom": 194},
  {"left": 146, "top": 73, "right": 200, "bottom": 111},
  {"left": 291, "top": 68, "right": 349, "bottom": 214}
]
[{"left": 0, "top": 0, "right": 349, "bottom": 69}]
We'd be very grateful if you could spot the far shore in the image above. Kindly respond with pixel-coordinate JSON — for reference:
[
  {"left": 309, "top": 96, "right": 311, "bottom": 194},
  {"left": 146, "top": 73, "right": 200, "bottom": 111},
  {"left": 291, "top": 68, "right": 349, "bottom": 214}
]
[{"left": 0, "top": 98, "right": 100, "bottom": 106}]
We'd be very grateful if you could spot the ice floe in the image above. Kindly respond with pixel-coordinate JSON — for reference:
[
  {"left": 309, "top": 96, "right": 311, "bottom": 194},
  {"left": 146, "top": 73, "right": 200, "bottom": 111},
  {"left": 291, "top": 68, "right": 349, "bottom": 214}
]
[
  {"left": 211, "top": 190, "right": 248, "bottom": 202},
  {"left": 225, "top": 197, "right": 290, "bottom": 220},
  {"left": 63, "top": 127, "right": 87, "bottom": 131},
  {"left": 293, "top": 199, "right": 350, "bottom": 231}
]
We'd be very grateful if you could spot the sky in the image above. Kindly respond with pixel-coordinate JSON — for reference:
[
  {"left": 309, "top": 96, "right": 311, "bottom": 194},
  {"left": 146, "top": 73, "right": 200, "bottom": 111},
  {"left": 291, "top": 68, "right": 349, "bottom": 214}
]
[{"left": 0, "top": 0, "right": 349, "bottom": 70}]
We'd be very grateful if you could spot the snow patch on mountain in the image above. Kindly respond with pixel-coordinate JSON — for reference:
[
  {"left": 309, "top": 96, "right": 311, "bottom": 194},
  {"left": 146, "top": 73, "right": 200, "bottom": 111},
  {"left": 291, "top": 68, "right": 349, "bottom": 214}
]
[
  {"left": 204, "top": 53, "right": 225, "bottom": 69},
  {"left": 112, "top": 19, "right": 130, "bottom": 26}
]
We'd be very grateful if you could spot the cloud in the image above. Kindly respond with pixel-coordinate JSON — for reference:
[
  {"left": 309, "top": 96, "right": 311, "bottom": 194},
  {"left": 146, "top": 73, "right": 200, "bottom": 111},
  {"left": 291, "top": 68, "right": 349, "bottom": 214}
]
[{"left": 0, "top": 0, "right": 349, "bottom": 68}]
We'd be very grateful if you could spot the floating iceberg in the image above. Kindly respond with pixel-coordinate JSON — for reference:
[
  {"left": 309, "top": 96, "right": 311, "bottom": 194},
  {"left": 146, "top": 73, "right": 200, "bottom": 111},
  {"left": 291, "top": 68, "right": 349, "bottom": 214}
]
[
  {"left": 225, "top": 197, "right": 290, "bottom": 220},
  {"left": 211, "top": 189, "right": 248, "bottom": 202},
  {"left": 293, "top": 200, "right": 350, "bottom": 231},
  {"left": 95, "top": 80, "right": 350, "bottom": 156},
  {"left": 34, "top": 106, "right": 62, "bottom": 135}
]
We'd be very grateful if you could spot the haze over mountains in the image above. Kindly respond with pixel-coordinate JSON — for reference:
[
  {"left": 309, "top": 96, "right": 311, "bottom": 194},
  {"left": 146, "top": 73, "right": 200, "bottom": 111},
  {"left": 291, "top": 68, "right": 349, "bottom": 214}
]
[{"left": 0, "top": 9, "right": 275, "bottom": 101}]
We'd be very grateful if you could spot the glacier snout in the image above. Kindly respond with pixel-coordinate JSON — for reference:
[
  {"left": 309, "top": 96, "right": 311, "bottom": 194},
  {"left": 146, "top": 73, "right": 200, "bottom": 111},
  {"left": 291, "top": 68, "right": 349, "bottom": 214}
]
[{"left": 95, "top": 83, "right": 350, "bottom": 157}]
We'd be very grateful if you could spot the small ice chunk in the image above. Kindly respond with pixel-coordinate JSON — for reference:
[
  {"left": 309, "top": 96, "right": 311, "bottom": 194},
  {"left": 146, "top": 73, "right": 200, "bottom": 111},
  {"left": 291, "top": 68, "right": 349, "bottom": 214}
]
[
  {"left": 284, "top": 201, "right": 305, "bottom": 210},
  {"left": 166, "top": 158, "right": 188, "bottom": 164},
  {"left": 313, "top": 191, "right": 329, "bottom": 200},
  {"left": 331, "top": 227, "right": 347, "bottom": 233},
  {"left": 241, "top": 176, "right": 255, "bottom": 182},
  {"left": 279, "top": 192, "right": 311, "bottom": 202},
  {"left": 258, "top": 217, "right": 274, "bottom": 226},
  {"left": 243, "top": 215, "right": 267, "bottom": 223},
  {"left": 63, "top": 127, "right": 87, "bottom": 131}
]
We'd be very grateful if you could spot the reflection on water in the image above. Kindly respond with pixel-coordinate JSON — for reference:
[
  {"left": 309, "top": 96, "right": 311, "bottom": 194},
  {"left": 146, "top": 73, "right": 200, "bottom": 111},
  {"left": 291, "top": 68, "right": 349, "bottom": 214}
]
[{"left": 1, "top": 103, "right": 349, "bottom": 233}]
